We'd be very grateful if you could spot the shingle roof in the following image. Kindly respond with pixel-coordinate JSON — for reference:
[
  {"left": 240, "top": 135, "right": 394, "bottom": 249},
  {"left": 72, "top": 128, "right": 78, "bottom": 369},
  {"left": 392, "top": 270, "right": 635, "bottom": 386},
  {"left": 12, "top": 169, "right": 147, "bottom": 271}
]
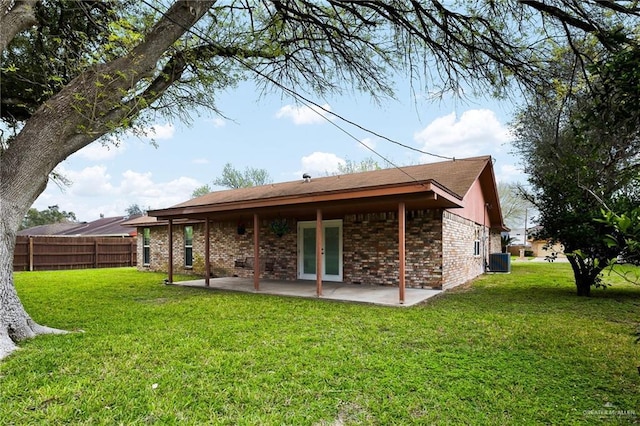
[
  {"left": 19, "top": 216, "right": 138, "bottom": 237},
  {"left": 121, "top": 215, "right": 199, "bottom": 227},
  {"left": 16, "top": 222, "right": 80, "bottom": 236},
  {"left": 173, "top": 156, "right": 491, "bottom": 209},
  {"left": 57, "top": 216, "right": 138, "bottom": 236}
]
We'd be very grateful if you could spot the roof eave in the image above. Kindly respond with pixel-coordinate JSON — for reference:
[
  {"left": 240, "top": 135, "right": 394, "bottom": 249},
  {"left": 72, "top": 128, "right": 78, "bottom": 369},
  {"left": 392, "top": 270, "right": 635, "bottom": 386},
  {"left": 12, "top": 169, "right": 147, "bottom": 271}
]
[{"left": 149, "top": 181, "right": 463, "bottom": 220}]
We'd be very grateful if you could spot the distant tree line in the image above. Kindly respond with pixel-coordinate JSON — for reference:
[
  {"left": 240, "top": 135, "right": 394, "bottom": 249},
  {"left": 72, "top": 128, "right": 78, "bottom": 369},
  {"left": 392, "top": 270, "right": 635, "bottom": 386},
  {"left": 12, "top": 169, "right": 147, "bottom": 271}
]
[{"left": 20, "top": 205, "right": 76, "bottom": 230}]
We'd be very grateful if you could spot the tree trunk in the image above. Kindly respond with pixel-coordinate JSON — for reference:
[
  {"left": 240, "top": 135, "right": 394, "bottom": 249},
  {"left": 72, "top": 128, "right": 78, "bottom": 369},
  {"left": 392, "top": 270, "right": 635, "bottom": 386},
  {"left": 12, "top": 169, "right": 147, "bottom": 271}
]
[
  {"left": 566, "top": 254, "right": 604, "bottom": 297},
  {"left": 575, "top": 275, "right": 592, "bottom": 297},
  {"left": 0, "top": 211, "right": 67, "bottom": 360}
]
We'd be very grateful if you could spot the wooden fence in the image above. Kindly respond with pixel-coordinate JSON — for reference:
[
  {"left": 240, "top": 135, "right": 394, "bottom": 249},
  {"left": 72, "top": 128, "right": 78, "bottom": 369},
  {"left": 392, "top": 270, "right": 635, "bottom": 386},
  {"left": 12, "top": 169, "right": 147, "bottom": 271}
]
[{"left": 14, "top": 236, "right": 137, "bottom": 271}]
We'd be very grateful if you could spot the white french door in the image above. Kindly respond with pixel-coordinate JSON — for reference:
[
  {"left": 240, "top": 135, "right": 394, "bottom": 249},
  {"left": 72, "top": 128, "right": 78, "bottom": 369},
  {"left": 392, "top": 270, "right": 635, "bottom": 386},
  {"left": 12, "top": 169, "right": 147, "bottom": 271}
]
[{"left": 297, "top": 220, "right": 343, "bottom": 282}]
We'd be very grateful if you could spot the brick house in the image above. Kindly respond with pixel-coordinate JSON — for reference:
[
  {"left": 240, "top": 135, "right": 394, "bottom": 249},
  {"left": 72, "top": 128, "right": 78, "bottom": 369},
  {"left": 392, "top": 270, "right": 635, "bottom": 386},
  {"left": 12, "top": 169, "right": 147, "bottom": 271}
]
[{"left": 125, "top": 156, "right": 507, "bottom": 299}]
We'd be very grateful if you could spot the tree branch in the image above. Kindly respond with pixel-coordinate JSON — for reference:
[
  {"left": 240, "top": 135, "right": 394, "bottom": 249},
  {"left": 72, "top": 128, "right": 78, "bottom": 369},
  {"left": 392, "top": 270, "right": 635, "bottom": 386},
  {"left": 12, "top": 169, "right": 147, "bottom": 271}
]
[
  {"left": 2, "top": 0, "right": 216, "bottom": 210},
  {"left": 0, "top": 0, "right": 38, "bottom": 53},
  {"left": 520, "top": 0, "right": 599, "bottom": 33}
]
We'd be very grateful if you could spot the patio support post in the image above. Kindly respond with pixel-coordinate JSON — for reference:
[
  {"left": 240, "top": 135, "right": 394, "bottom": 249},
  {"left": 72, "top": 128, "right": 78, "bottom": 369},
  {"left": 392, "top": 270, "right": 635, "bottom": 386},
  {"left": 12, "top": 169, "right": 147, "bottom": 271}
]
[
  {"left": 168, "top": 219, "right": 174, "bottom": 284},
  {"left": 253, "top": 213, "right": 260, "bottom": 291},
  {"left": 398, "top": 202, "right": 406, "bottom": 304},
  {"left": 205, "top": 219, "right": 210, "bottom": 287},
  {"left": 316, "top": 209, "right": 323, "bottom": 296}
]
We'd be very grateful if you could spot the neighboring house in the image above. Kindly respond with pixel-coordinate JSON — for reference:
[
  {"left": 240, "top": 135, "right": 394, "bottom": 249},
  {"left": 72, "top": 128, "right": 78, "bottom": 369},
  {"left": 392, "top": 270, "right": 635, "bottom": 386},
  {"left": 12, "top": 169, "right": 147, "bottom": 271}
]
[
  {"left": 126, "top": 156, "right": 508, "bottom": 295},
  {"left": 18, "top": 215, "right": 138, "bottom": 237},
  {"left": 506, "top": 228, "right": 529, "bottom": 247},
  {"left": 506, "top": 226, "right": 566, "bottom": 258}
]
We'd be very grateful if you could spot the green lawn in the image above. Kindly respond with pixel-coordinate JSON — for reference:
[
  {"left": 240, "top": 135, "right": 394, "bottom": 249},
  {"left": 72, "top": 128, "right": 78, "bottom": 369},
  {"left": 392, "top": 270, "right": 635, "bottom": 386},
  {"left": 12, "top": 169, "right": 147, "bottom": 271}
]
[{"left": 1, "top": 264, "right": 639, "bottom": 425}]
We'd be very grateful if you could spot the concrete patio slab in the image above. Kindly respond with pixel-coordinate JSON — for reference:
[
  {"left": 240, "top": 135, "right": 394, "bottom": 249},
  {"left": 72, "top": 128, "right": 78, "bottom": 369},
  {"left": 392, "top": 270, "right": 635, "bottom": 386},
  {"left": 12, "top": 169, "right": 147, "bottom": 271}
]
[{"left": 169, "top": 277, "right": 442, "bottom": 307}]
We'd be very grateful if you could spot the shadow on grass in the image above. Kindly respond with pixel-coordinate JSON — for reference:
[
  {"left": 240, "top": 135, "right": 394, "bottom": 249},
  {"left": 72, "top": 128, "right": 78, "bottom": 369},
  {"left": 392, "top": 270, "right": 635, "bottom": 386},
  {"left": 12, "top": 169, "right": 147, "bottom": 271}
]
[{"left": 429, "top": 263, "right": 640, "bottom": 326}]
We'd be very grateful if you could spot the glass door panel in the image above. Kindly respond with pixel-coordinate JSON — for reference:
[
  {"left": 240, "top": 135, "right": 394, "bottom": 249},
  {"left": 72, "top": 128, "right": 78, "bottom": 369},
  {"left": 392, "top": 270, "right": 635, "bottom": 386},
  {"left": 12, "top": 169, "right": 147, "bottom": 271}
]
[
  {"left": 302, "top": 227, "right": 316, "bottom": 275},
  {"left": 324, "top": 226, "right": 340, "bottom": 276}
]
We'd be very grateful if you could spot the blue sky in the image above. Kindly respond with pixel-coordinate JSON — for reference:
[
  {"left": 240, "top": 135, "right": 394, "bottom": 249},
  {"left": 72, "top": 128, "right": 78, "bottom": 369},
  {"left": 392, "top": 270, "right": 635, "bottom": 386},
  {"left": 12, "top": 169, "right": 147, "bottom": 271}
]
[{"left": 33, "top": 79, "right": 525, "bottom": 222}]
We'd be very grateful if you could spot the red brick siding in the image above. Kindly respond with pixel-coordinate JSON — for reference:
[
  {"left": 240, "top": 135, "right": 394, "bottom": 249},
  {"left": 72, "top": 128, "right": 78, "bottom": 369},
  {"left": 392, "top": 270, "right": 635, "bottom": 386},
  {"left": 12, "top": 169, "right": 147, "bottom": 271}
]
[{"left": 343, "top": 210, "right": 442, "bottom": 288}]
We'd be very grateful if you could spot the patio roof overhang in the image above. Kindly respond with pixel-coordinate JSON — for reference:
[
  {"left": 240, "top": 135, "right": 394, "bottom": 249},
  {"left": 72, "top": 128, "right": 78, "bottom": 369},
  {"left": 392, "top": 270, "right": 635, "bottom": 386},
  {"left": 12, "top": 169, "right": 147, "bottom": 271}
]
[{"left": 148, "top": 180, "right": 463, "bottom": 222}]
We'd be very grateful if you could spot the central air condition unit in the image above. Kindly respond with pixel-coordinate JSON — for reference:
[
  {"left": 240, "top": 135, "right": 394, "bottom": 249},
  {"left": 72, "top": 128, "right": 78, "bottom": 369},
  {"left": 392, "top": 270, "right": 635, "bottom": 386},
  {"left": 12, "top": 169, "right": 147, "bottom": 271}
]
[{"left": 488, "top": 253, "right": 511, "bottom": 273}]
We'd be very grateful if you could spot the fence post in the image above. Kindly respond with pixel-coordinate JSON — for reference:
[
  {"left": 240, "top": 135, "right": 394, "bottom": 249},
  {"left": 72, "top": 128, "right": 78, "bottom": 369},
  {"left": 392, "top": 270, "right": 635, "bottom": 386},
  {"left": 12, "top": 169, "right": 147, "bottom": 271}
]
[
  {"left": 94, "top": 240, "right": 99, "bottom": 268},
  {"left": 29, "top": 236, "right": 34, "bottom": 271}
]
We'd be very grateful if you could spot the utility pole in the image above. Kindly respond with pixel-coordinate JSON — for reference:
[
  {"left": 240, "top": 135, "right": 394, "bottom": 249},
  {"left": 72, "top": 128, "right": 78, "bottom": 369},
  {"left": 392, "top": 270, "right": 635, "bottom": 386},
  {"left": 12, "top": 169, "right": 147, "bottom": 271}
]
[{"left": 524, "top": 208, "right": 528, "bottom": 245}]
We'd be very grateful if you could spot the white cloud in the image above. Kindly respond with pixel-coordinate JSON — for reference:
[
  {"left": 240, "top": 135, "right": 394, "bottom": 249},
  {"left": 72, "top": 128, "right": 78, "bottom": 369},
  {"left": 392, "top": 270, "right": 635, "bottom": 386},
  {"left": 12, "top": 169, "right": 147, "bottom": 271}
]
[
  {"left": 359, "top": 137, "right": 377, "bottom": 151},
  {"left": 192, "top": 157, "right": 209, "bottom": 164},
  {"left": 496, "top": 163, "right": 526, "bottom": 183},
  {"left": 275, "top": 103, "right": 333, "bottom": 125},
  {"left": 127, "top": 170, "right": 195, "bottom": 199},
  {"left": 33, "top": 166, "right": 201, "bottom": 221},
  {"left": 73, "top": 137, "right": 126, "bottom": 161},
  {"left": 71, "top": 123, "right": 174, "bottom": 162},
  {"left": 146, "top": 123, "right": 175, "bottom": 140},
  {"left": 413, "top": 109, "right": 513, "bottom": 162},
  {"left": 115, "top": 170, "right": 199, "bottom": 210},
  {"left": 209, "top": 117, "right": 226, "bottom": 128},
  {"left": 65, "top": 165, "right": 115, "bottom": 196},
  {"left": 299, "top": 152, "right": 346, "bottom": 176}
]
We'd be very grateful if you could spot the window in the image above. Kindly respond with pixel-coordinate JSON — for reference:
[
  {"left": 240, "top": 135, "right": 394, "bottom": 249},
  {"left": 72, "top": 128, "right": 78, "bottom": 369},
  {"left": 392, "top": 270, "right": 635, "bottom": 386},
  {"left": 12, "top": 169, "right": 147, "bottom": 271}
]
[
  {"left": 473, "top": 239, "right": 481, "bottom": 257},
  {"left": 143, "top": 228, "right": 151, "bottom": 265},
  {"left": 184, "top": 226, "right": 193, "bottom": 268}
]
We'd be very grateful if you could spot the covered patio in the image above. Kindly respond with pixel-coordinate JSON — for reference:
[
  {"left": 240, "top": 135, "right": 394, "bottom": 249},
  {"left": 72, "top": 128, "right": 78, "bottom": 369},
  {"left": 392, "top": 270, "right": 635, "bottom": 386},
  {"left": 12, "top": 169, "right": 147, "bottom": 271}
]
[
  {"left": 168, "top": 277, "right": 443, "bottom": 307},
  {"left": 150, "top": 166, "right": 469, "bottom": 305}
]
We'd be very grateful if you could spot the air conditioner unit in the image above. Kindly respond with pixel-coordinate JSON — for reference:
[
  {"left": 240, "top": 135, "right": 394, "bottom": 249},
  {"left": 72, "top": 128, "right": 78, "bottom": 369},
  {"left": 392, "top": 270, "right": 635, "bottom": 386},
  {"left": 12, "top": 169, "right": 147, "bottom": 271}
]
[{"left": 488, "top": 253, "right": 511, "bottom": 273}]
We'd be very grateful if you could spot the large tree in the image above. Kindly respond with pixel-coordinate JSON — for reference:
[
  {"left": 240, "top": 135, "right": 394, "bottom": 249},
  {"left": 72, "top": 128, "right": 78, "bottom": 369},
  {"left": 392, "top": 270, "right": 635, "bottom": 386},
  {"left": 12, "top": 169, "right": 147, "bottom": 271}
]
[
  {"left": 2, "top": 1, "right": 640, "bottom": 358},
  {"left": 512, "top": 65, "right": 640, "bottom": 295},
  {"left": 191, "top": 162, "right": 272, "bottom": 197},
  {"left": 335, "top": 157, "right": 382, "bottom": 175}
]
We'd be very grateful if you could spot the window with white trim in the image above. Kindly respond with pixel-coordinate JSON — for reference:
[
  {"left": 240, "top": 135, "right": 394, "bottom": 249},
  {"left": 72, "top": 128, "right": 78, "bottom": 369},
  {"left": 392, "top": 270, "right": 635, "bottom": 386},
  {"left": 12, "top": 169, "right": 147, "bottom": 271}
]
[
  {"left": 473, "top": 239, "right": 481, "bottom": 257},
  {"left": 143, "top": 227, "right": 151, "bottom": 265},
  {"left": 184, "top": 226, "right": 193, "bottom": 268}
]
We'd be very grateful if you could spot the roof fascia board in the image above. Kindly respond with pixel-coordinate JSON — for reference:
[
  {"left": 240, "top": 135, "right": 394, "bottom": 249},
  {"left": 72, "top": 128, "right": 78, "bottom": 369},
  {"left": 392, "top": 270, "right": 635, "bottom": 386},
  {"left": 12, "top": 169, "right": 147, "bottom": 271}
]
[{"left": 150, "top": 181, "right": 463, "bottom": 219}]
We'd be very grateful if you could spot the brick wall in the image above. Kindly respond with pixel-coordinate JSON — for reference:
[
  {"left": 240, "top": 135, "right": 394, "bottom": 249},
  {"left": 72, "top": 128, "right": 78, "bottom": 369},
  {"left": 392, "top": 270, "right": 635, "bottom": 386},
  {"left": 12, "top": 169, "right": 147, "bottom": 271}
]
[
  {"left": 140, "top": 224, "right": 193, "bottom": 273},
  {"left": 207, "top": 220, "right": 298, "bottom": 281},
  {"left": 139, "top": 220, "right": 298, "bottom": 280},
  {"left": 489, "top": 230, "right": 502, "bottom": 255},
  {"left": 343, "top": 210, "right": 443, "bottom": 288},
  {"left": 441, "top": 210, "right": 486, "bottom": 290}
]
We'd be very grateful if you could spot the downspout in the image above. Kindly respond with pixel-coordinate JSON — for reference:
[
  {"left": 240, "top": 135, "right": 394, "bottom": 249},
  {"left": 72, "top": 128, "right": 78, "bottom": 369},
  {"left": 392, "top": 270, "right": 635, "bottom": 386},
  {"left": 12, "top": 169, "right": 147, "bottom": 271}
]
[{"left": 483, "top": 203, "right": 489, "bottom": 272}]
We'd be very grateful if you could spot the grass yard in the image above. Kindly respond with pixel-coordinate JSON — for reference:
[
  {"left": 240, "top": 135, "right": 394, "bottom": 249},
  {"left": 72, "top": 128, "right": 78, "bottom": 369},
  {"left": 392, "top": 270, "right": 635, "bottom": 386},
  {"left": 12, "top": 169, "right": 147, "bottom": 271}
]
[{"left": 1, "top": 263, "right": 639, "bottom": 425}]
